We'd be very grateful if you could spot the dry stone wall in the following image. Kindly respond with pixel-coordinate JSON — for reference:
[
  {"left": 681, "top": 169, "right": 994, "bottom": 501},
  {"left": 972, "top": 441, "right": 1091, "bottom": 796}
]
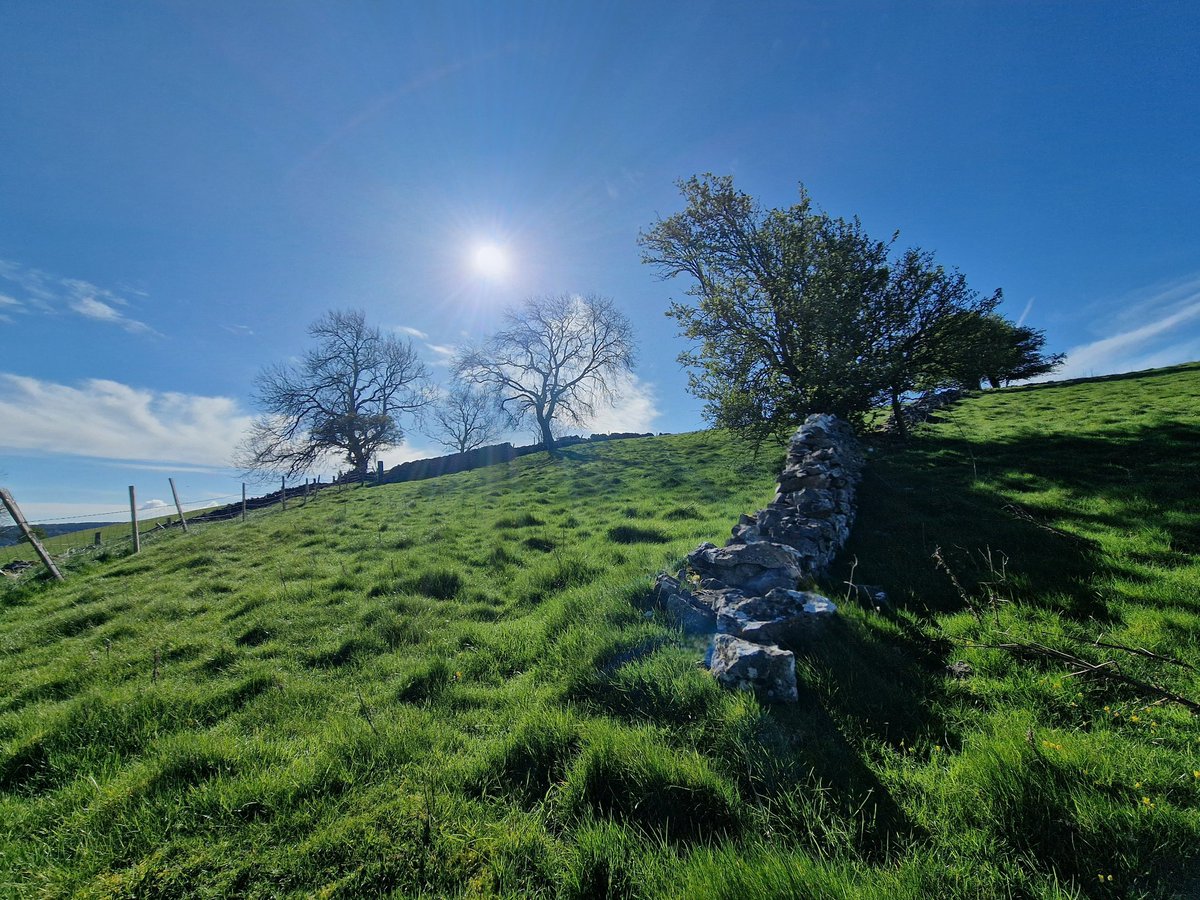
[{"left": 650, "top": 414, "right": 864, "bottom": 702}]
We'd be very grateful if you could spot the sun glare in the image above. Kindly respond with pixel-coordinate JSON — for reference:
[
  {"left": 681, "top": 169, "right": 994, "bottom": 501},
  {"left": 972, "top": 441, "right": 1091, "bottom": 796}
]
[{"left": 470, "top": 242, "right": 510, "bottom": 280}]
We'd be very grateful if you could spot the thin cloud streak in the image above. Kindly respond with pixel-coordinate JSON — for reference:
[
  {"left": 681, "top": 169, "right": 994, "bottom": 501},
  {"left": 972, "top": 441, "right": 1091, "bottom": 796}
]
[
  {"left": 1016, "top": 297, "right": 1034, "bottom": 327},
  {"left": 1055, "top": 273, "right": 1200, "bottom": 380},
  {"left": 0, "top": 259, "right": 160, "bottom": 336},
  {"left": 424, "top": 342, "right": 457, "bottom": 367},
  {"left": 69, "top": 296, "right": 156, "bottom": 334}
]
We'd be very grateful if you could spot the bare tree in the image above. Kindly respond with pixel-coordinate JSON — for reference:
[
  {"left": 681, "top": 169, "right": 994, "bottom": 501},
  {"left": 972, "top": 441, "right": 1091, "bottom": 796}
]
[
  {"left": 426, "top": 382, "right": 504, "bottom": 454},
  {"left": 237, "top": 309, "right": 431, "bottom": 477},
  {"left": 455, "top": 294, "right": 636, "bottom": 453}
]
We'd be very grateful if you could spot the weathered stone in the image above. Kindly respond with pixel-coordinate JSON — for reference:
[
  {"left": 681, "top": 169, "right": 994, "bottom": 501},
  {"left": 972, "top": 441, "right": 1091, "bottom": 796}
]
[
  {"left": 778, "top": 464, "right": 832, "bottom": 492},
  {"left": 708, "top": 634, "right": 798, "bottom": 702},
  {"left": 696, "top": 586, "right": 745, "bottom": 612},
  {"left": 718, "top": 590, "right": 838, "bottom": 646},
  {"left": 651, "top": 573, "right": 716, "bottom": 635},
  {"left": 687, "top": 540, "right": 805, "bottom": 593},
  {"left": 781, "top": 488, "right": 837, "bottom": 517}
]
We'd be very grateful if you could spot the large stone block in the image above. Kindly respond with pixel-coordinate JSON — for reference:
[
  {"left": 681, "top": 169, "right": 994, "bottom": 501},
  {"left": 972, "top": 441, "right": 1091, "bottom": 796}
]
[
  {"left": 708, "top": 634, "right": 798, "bottom": 703},
  {"left": 687, "top": 540, "right": 805, "bottom": 593},
  {"left": 651, "top": 573, "right": 716, "bottom": 635},
  {"left": 717, "top": 589, "right": 838, "bottom": 647}
]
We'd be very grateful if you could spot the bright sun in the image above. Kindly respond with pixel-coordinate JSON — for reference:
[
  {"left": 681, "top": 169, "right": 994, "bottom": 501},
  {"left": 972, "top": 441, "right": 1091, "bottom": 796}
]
[{"left": 470, "top": 243, "right": 510, "bottom": 280}]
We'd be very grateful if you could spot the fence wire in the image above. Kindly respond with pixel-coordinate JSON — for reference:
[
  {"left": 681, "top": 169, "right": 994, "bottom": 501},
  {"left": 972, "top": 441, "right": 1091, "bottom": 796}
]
[{"left": 0, "top": 475, "right": 370, "bottom": 586}]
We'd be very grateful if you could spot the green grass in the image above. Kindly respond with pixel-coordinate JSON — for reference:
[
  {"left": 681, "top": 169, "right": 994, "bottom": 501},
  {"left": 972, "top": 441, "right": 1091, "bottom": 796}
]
[{"left": 1, "top": 366, "right": 1198, "bottom": 898}]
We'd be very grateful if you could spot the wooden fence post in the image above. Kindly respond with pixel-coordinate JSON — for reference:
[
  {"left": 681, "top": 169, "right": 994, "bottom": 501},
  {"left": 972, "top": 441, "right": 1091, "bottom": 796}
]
[
  {"left": 0, "top": 488, "right": 64, "bottom": 581},
  {"left": 281, "top": 476, "right": 287, "bottom": 510},
  {"left": 129, "top": 486, "right": 141, "bottom": 553},
  {"left": 168, "top": 478, "right": 189, "bottom": 533},
  {"left": 242, "top": 484, "right": 247, "bottom": 522}
]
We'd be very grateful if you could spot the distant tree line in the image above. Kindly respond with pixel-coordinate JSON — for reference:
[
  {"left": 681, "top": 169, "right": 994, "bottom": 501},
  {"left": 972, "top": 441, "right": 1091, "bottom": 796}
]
[
  {"left": 237, "top": 296, "right": 636, "bottom": 477},
  {"left": 640, "top": 174, "right": 1062, "bottom": 441}
]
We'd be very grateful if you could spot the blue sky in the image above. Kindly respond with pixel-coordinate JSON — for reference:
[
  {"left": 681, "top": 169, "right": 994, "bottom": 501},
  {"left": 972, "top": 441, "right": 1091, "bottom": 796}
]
[{"left": 1, "top": 2, "right": 1197, "bottom": 522}]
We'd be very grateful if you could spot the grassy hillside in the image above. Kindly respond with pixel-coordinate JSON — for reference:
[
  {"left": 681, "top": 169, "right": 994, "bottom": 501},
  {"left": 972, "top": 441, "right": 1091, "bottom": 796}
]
[{"left": 2, "top": 366, "right": 1198, "bottom": 898}]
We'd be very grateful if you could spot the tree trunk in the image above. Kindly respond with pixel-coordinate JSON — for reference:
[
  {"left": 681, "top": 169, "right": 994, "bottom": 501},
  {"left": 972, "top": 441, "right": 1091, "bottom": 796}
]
[
  {"left": 890, "top": 387, "right": 908, "bottom": 440},
  {"left": 537, "top": 414, "right": 556, "bottom": 454}
]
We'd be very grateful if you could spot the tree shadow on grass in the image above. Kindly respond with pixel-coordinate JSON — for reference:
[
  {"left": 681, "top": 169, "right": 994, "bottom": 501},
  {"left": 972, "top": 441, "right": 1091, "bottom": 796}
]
[{"left": 836, "top": 421, "right": 1200, "bottom": 623}]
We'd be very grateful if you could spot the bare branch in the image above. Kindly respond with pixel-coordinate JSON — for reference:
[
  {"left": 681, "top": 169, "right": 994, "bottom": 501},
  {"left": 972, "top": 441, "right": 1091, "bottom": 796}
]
[
  {"left": 235, "top": 309, "right": 431, "bottom": 476},
  {"left": 454, "top": 294, "right": 636, "bottom": 452},
  {"left": 425, "top": 381, "right": 504, "bottom": 454}
]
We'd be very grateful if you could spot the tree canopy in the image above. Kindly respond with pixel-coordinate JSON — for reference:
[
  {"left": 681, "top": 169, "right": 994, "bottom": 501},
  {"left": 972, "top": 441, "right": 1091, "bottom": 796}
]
[
  {"left": 937, "top": 312, "right": 1065, "bottom": 389},
  {"left": 641, "top": 175, "right": 1049, "bottom": 440},
  {"left": 237, "top": 309, "right": 431, "bottom": 477},
  {"left": 455, "top": 294, "right": 635, "bottom": 453}
]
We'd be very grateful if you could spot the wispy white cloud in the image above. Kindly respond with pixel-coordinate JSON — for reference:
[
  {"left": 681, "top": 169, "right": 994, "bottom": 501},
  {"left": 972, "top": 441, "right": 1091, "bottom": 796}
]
[
  {"left": 395, "top": 325, "right": 429, "bottom": 339},
  {"left": 140, "top": 498, "right": 169, "bottom": 512},
  {"left": 603, "top": 166, "right": 645, "bottom": 200},
  {"left": 0, "top": 259, "right": 159, "bottom": 335},
  {"left": 0, "top": 373, "right": 254, "bottom": 467},
  {"left": 1055, "top": 273, "right": 1200, "bottom": 380},
  {"left": 578, "top": 373, "right": 660, "bottom": 435},
  {"left": 379, "top": 441, "right": 439, "bottom": 468},
  {"left": 221, "top": 324, "right": 255, "bottom": 337},
  {"left": 69, "top": 296, "right": 156, "bottom": 334},
  {"left": 424, "top": 342, "right": 457, "bottom": 367}
]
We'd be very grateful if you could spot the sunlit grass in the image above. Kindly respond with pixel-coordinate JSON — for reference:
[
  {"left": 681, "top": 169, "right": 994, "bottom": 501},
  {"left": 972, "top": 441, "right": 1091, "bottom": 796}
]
[{"left": 1, "top": 365, "right": 1199, "bottom": 897}]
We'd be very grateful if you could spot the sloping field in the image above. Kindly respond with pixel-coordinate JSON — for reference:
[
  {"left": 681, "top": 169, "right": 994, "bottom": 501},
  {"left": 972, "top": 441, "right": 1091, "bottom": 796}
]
[{"left": 1, "top": 366, "right": 1198, "bottom": 898}]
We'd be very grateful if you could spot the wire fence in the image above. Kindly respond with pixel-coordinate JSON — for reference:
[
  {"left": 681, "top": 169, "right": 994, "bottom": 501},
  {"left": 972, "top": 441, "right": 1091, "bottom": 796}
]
[{"left": 0, "top": 472, "right": 375, "bottom": 586}]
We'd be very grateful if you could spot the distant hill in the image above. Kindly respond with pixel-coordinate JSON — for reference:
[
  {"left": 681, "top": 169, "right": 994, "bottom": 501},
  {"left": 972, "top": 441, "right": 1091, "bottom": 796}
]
[{"left": 0, "top": 521, "right": 119, "bottom": 547}]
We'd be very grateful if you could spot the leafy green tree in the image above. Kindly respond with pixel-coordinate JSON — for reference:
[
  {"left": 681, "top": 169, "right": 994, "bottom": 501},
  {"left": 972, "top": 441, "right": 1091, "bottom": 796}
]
[
  {"left": 870, "top": 249, "right": 1001, "bottom": 436},
  {"left": 640, "top": 175, "right": 888, "bottom": 443},
  {"left": 641, "top": 174, "right": 1007, "bottom": 441},
  {"left": 938, "top": 312, "right": 1064, "bottom": 388}
]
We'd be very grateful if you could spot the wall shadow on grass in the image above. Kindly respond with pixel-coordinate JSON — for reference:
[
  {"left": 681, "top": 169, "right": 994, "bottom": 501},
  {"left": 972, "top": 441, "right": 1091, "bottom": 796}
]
[
  {"left": 837, "top": 421, "right": 1200, "bottom": 623},
  {"left": 582, "top": 623, "right": 930, "bottom": 860}
]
